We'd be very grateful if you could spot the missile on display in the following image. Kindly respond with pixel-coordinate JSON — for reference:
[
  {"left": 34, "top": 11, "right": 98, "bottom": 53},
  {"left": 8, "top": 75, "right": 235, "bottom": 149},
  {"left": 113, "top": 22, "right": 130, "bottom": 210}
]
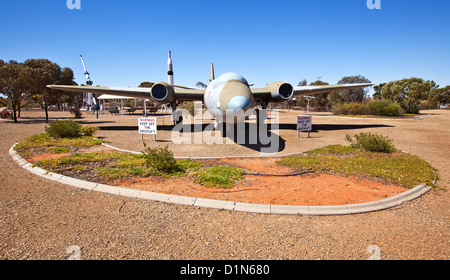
[{"left": 168, "top": 50, "right": 174, "bottom": 85}]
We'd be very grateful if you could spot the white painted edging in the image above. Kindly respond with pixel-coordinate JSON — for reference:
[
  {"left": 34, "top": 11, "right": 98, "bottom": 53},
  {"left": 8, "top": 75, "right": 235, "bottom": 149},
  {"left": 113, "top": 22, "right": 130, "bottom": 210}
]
[
  {"left": 101, "top": 143, "right": 305, "bottom": 160},
  {"left": 10, "top": 143, "right": 431, "bottom": 216}
]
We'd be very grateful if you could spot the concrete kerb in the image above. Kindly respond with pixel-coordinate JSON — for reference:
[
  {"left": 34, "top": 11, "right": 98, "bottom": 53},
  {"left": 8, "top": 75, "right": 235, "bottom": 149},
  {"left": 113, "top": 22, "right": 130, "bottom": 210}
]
[
  {"left": 100, "top": 143, "right": 305, "bottom": 160},
  {"left": 10, "top": 143, "right": 432, "bottom": 216}
]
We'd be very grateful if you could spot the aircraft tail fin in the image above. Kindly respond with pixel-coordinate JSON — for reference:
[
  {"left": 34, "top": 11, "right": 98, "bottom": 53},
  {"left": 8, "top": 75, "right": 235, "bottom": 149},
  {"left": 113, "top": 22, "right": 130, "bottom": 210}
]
[{"left": 210, "top": 63, "right": 215, "bottom": 82}]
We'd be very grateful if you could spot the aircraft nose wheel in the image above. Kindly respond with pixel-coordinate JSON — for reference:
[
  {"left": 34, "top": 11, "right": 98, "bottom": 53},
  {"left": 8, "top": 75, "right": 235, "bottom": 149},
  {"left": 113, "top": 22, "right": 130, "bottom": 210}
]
[{"left": 214, "top": 120, "right": 227, "bottom": 137}]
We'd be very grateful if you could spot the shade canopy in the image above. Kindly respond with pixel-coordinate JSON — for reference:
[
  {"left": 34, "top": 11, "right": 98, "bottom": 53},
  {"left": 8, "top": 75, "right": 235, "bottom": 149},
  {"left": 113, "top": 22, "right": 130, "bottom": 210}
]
[{"left": 97, "top": 94, "right": 148, "bottom": 100}]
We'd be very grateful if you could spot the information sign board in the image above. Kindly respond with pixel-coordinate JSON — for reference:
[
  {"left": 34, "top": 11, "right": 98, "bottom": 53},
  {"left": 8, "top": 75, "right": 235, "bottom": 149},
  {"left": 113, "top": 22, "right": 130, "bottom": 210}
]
[
  {"left": 297, "top": 115, "right": 312, "bottom": 132},
  {"left": 138, "top": 117, "right": 157, "bottom": 134}
]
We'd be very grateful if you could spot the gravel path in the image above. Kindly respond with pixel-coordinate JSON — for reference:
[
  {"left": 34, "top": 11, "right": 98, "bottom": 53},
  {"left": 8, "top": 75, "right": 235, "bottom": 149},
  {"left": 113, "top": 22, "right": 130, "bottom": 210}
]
[{"left": 0, "top": 109, "right": 448, "bottom": 260}]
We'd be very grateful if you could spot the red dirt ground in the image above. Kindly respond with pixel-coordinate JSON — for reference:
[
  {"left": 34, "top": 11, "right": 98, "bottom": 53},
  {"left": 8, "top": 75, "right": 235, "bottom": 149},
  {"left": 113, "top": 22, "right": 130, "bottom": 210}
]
[
  {"left": 25, "top": 150, "right": 408, "bottom": 206},
  {"left": 107, "top": 157, "right": 408, "bottom": 206}
]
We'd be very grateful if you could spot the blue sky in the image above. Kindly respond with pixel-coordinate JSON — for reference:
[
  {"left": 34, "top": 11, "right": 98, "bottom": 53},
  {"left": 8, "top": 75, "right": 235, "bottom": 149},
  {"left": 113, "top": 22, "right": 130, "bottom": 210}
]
[{"left": 1, "top": 0, "right": 449, "bottom": 92}]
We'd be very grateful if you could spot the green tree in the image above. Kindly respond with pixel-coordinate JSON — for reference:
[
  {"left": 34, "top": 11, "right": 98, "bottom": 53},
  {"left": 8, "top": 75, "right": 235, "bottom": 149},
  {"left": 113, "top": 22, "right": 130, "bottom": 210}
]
[
  {"left": 297, "top": 79, "right": 307, "bottom": 86},
  {"left": 0, "top": 61, "right": 33, "bottom": 122},
  {"left": 378, "top": 78, "right": 439, "bottom": 114},
  {"left": 56, "top": 67, "right": 78, "bottom": 110},
  {"left": 428, "top": 85, "right": 450, "bottom": 107},
  {"left": 296, "top": 79, "right": 308, "bottom": 107},
  {"left": 441, "top": 86, "right": 450, "bottom": 105},
  {"left": 138, "top": 81, "right": 155, "bottom": 88},
  {"left": 297, "top": 79, "right": 338, "bottom": 110},
  {"left": 25, "top": 59, "right": 76, "bottom": 123},
  {"left": 196, "top": 82, "right": 208, "bottom": 88},
  {"left": 309, "top": 80, "right": 331, "bottom": 110},
  {"left": 337, "top": 75, "right": 372, "bottom": 103},
  {"left": 373, "top": 83, "right": 386, "bottom": 100}
]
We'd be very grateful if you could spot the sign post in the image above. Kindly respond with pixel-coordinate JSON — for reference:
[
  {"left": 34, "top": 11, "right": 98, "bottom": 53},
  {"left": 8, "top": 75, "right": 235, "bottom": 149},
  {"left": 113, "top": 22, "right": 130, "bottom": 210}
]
[
  {"left": 138, "top": 117, "right": 157, "bottom": 141},
  {"left": 297, "top": 115, "right": 312, "bottom": 138}
]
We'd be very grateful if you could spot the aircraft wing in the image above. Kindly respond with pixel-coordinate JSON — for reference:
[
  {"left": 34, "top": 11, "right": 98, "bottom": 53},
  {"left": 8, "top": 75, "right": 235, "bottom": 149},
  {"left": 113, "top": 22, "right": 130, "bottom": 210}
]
[
  {"left": 292, "top": 83, "right": 374, "bottom": 97},
  {"left": 46, "top": 85, "right": 205, "bottom": 101},
  {"left": 252, "top": 83, "right": 373, "bottom": 101}
]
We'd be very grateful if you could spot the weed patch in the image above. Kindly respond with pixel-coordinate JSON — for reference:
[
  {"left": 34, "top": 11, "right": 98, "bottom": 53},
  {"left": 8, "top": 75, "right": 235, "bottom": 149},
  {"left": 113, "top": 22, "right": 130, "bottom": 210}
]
[
  {"left": 48, "top": 147, "right": 71, "bottom": 154},
  {"left": 14, "top": 133, "right": 103, "bottom": 158},
  {"left": 193, "top": 166, "right": 243, "bottom": 188},
  {"left": 277, "top": 145, "right": 438, "bottom": 188},
  {"left": 33, "top": 150, "right": 208, "bottom": 183}
]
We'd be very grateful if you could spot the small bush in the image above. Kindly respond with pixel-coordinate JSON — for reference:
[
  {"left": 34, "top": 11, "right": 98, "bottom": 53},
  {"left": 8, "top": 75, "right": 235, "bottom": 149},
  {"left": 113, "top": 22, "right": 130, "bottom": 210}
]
[
  {"left": 383, "top": 102, "right": 403, "bottom": 116},
  {"left": 367, "top": 100, "right": 403, "bottom": 116},
  {"left": 142, "top": 144, "right": 180, "bottom": 175},
  {"left": 80, "top": 125, "right": 99, "bottom": 136},
  {"left": 44, "top": 120, "right": 98, "bottom": 139},
  {"left": 349, "top": 102, "right": 368, "bottom": 115},
  {"left": 333, "top": 102, "right": 368, "bottom": 115},
  {"left": 45, "top": 120, "right": 82, "bottom": 138},
  {"left": 345, "top": 132, "right": 396, "bottom": 153},
  {"left": 333, "top": 100, "right": 403, "bottom": 116},
  {"left": 178, "top": 101, "right": 195, "bottom": 116},
  {"left": 70, "top": 108, "right": 82, "bottom": 118},
  {"left": 402, "top": 98, "right": 420, "bottom": 114}
]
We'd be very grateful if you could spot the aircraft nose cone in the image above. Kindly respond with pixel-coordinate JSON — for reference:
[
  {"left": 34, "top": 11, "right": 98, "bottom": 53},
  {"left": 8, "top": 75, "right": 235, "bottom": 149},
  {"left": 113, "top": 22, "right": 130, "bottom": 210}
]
[{"left": 227, "top": 95, "right": 252, "bottom": 111}]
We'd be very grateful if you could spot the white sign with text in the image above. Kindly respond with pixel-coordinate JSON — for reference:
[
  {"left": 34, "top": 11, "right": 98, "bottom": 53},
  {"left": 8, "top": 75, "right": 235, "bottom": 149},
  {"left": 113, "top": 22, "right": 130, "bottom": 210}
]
[
  {"left": 297, "top": 115, "right": 312, "bottom": 132},
  {"left": 139, "top": 117, "right": 157, "bottom": 135}
]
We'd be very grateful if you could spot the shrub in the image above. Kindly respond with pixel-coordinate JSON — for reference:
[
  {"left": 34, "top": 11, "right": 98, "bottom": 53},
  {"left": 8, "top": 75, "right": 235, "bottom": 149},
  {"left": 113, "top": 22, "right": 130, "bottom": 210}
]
[
  {"left": 45, "top": 120, "right": 82, "bottom": 138},
  {"left": 383, "top": 102, "right": 403, "bottom": 116},
  {"left": 333, "top": 102, "right": 368, "bottom": 115},
  {"left": 70, "top": 108, "right": 82, "bottom": 118},
  {"left": 334, "top": 100, "right": 403, "bottom": 117},
  {"left": 80, "top": 125, "right": 99, "bottom": 136},
  {"left": 45, "top": 120, "right": 98, "bottom": 138},
  {"left": 178, "top": 101, "right": 195, "bottom": 116},
  {"left": 332, "top": 103, "right": 345, "bottom": 115},
  {"left": 141, "top": 144, "right": 180, "bottom": 174},
  {"left": 345, "top": 132, "right": 396, "bottom": 153},
  {"left": 348, "top": 102, "right": 368, "bottom": 115},
  {"left": 402, "top": 98, "right": 420, "bottom": 114},
  {"left": 367, "top": 99, "right": 402, "bottom": 116}
]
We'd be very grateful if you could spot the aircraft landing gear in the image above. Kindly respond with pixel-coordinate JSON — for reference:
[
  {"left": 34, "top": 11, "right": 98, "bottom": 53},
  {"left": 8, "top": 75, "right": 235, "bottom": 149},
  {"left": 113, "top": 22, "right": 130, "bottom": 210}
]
[
  {"left": 171, "top": 101, "right": 183, "bottom": 125},
  {"left": 214, "top": 119, "right": 226, "bottom": 137}
]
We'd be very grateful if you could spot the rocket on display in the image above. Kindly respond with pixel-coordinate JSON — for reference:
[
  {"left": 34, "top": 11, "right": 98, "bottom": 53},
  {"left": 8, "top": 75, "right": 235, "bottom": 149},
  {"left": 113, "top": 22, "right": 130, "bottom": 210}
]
[{"left": 168, "top": 51, "right": 174, "bottom": 85}]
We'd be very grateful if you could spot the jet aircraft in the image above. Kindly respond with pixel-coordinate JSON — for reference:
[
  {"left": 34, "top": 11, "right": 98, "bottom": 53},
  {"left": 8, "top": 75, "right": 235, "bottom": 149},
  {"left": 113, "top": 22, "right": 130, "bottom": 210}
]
[{"left": 47, "top": 51, "right": 373, "bottom": 128}]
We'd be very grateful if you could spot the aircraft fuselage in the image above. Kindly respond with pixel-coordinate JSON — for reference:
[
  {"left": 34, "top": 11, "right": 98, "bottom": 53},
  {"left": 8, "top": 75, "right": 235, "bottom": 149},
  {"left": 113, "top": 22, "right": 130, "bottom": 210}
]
[{"left": 204, "top": 72, "right": 255, "bottom": 122}]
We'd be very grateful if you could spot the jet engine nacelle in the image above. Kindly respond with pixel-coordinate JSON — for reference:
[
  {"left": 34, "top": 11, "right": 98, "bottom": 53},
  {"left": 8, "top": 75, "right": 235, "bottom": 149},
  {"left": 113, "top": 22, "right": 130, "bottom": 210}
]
[
  {"left": 150, "top": 82, "right": 175, "bottom": 103},
  {"left": 265, "top": 82, "right": 294, "bottom": 102}
]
